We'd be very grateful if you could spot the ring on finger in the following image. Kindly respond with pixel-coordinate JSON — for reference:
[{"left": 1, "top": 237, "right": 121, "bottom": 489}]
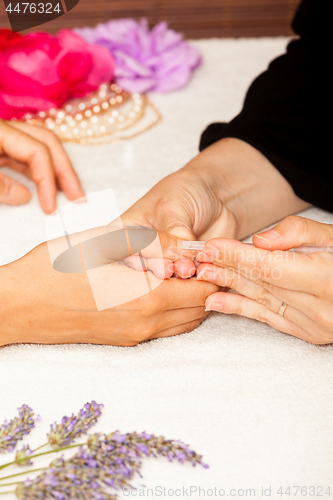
[{"left": 278, "top": 302, "right": 288, "bottom": 317}]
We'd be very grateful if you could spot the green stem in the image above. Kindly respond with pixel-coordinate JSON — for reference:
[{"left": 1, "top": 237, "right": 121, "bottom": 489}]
[
  {"left": 0, "top": 482, "right": 20, "bottom": 488},
  {"left": 0, "top": 442, "right": 86, "bottom": 472},
  {"left": 0, "top": 492, "right": 14, "bottom": 496},
  {"left": 0, "top": 468, "right": 47, "bottom": 483},
  {"left": 32, "top": 443, "right": 48, "bottom": 453}
]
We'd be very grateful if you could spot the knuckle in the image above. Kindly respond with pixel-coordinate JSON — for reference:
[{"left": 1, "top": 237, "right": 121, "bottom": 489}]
[
  {"left": 256, "top": 313, "right": 269, "bottom": 324},
  {"left": 255, "top": 288, "right": 273, "bottom": 309},
  {"left": 284, "top": 215, "right": 309, "bottom": 235},
  {"left": 34, "top": 142, "right": 50, "bottom": 161},
  {"left": 254, "top": 255, "right": 272, "bottom": 281},
  {"left": 312, "top": 307, "right": 333, "bottom": 331}
]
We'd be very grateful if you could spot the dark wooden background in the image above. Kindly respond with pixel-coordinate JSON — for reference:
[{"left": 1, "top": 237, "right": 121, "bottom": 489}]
[{"left": 0, "top": 0, "right": 301, "bottom": 38}]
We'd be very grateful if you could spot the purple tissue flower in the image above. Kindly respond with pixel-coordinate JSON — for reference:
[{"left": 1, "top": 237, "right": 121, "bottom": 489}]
[
  {"left": 0, "top": 405, "right": 35, "bottom": 454},
  {"left": 75, "top": 19, "right": 201, "bottom": 93},
  {"left": 47, "top": 401, "right": 103, "bottom": 448}
]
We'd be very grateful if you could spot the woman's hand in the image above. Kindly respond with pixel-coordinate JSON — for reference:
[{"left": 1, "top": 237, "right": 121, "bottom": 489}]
[
  {"left": 0, "top": 227, "right": 219, "bottom": 347},
  {"left": 196, "top": 216, "right": 333, "bottom": 344},
  {"left": 122, "top": 137, "right": 309, "bottom": 280},
  {"left": 122, "top": 138, "right": 309, "bottom": 245},
  {"left": 0, "top": 120, "right": 84, "bottom": 214}
]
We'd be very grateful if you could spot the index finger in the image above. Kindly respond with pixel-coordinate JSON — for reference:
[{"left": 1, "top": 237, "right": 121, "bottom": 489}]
[
  {"left": 9, "top": 122, "right": 85, "bottom": 201},
  {"left": 0, "top": 121, "right": 57, "bottom": 213},
  {"left": 197, "top": 238, "right": 330, "bottom": 294}
]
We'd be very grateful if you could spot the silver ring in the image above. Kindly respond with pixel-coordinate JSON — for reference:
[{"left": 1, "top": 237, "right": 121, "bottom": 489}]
[{"left": 278, "top": 302, "right": 288, "bottom": 317}]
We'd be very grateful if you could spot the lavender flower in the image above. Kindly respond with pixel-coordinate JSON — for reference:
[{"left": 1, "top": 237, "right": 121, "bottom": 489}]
[
  {"left": 15, "top": 445, "right": 33, "bottom": 467},
  {"left": 0, "top": 405, "right": 35, "bottom": 454},
  {"left": 75, "top": 19, "right": 201, "bottom": 93},
  {"left": 14, "top": 430, "right": 207, "bottom": 499},
  {"left": 106, "top": 431, "right": 208, "bottom": 468},
  {"left": 47, "top": 402, "right": 103, "bottom": 448}
]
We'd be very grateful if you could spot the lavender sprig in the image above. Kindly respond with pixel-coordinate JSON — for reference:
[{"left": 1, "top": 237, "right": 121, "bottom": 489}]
[
  {"left": 13, "top": 431, "right": 207, "bottom": 499},
  {"left": 105, "top": 431, "right": 209, "bottom": 468},
  {"left": 0, "top": 406, "right": 35, "bottom": 455},
  {"left": 15, "top": 446, "right": 33, "bottom": 468},
  {"left": 0, "top": 403, "right": 209, "bottom": 499},
  {"left": 47, "top": 402, "right": 103, "bottom": 448}
]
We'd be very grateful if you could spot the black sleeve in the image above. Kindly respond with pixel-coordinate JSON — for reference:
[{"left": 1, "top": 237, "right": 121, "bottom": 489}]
[{"left": 199, "top": 0, "right": 332, "bottom": 212}]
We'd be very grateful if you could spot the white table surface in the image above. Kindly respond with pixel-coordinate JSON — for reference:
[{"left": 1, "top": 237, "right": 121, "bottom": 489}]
[{"left": 1, "top": 38, "right": 332, "bottom": 498}]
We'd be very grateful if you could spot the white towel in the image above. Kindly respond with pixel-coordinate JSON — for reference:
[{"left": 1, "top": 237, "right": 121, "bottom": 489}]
[{"left": 1, "top": 38, "right": 332, "bottom": 497}]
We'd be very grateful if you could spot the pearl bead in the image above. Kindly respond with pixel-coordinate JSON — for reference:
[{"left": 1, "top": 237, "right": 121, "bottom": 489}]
[
  {"left": 93, "top": 106, "right": 100, "bottom": 113},
  {"left": 79, "top": 103, "right": 86, "bottom": 110},
  {"left": 85, "top": 110, "right": 92, "bottom": 117},
  {"left": 91, "top": 117, "right": 98, "bottom": 124},
  {"left": 75, "top": 114, "right": 83, "bottom": 121}
]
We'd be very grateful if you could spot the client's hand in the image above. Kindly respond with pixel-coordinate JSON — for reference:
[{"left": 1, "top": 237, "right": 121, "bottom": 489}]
[
  {"left": 0, "top": 228, "right": 219, "bottom": 347},
  {"left": 196, "top": 216, "right": 333, "bottom": 344},
  {"left": 0, "top": 120, "right": 84, "bottom": 214}
]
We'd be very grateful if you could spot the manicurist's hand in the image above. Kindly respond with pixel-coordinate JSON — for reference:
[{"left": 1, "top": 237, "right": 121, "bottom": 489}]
[
  {"left": 196, "top": 216, "right": 333, "bottom": 344},
  {"left": 122, "top": 138, "right": 309, "bottom": 278},
  {"left": 0, "top": 226, "right": 219, "bottom": 347},
  {"left": 0, "top": 120, "right": 84, "bottom": 214}
]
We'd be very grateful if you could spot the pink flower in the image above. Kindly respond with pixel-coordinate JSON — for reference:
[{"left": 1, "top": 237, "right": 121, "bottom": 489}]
[{"left": 0, "top": 29, "right": 114, "bottom": 119}]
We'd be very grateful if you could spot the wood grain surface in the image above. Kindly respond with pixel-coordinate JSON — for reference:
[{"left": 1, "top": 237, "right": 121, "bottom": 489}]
[{"left": 0, "top": 0, "right": 301, "bottom": 37}]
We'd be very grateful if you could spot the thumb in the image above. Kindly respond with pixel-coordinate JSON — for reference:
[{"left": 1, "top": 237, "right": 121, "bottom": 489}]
[
  {"left": 154, "top": 205, "right": 196, "bottom": 241},
  {"left": 253, "top": 215, "right": 333, "bottom": 251},
  {"left": 0, "top": 172, "right": 31, "bottom": 206}
]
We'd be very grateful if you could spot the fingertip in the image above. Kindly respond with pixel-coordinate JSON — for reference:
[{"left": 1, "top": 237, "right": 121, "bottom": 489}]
[
  {"left": 8, "top": 182, "right": 32, "bottom": 205},
  {"left": 39, "top": 191, "right": 57, "bottom": 214},
  {"left": 253, "top": 230, "right": 280, "bottom": 249}
]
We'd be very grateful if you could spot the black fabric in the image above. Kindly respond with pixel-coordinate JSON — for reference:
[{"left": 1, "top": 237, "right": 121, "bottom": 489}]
[{"left": 199, "top": 0, "right": 332, "bottom": 212}]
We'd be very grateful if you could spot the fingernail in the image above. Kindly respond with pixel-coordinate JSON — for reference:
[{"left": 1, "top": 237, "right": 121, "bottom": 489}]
[
  {"left": 197, "top": 271, "right": 217, "bottom": 281},
  {"left": 73, "top": 195, "right": 87, "bottom": 204},
  {"left": 205, "top": 302, "right": 223, "bottom": 312},
  {"left": 197, "top": 244, "right": 220, "bottom": 262},
  {"left": 196, "top": 251, "right": 213, "bottom": 263},
  {"left": 254, "top": 229, "right": 280, "bottom": 241}
]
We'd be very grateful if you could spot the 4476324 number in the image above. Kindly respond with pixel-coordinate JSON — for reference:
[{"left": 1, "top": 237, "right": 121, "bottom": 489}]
[{"left": 6, "top": 3, "right": 61, "bottom": 14}]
